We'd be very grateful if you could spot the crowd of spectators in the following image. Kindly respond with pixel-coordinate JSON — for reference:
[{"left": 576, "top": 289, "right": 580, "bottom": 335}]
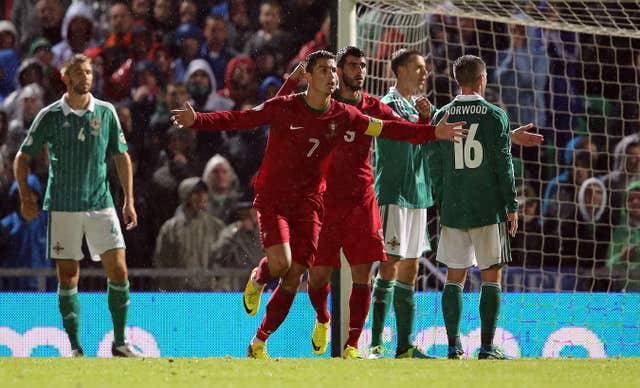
[{"left": 0, "top": 0, "right": 637, "bottom": 292}]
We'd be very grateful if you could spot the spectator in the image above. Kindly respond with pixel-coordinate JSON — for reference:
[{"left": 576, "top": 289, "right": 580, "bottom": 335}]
[
  {"left": 226, "top": 0, "right": 256, "bottom": 53},
  {"left": 5, "top": 84, "right": 44, "bottom": 157},
  {"left": 51, "top": 1, "right": 97, "bottom": 69},
  {"left": 243, "top": 0, "right": 295, "bottom": 76},
  {"left": 602, "top": 134, "right": 640, "bottom": 225},
  {"left": 131, "top": 0, "right": 152, "bottom": 25},
  {"left": 185, "top": 58, "right": 234, "bottom": 113},
  {"left": 150, "top": 126, "right": 198, "bottom": 237},
  {"left": 218, "top": 56, "right": 257, "bottom": 108},
  {"left": 201, "top": 14, "right": 238, "bottom": 90},
  {"left": 607, "top": 180, "right": 640, "bottom": 291},
  {"left": 152, "top": 0, "right": 178, "bottom": 47},
  {"left": 211, "top": 199, "right": 264, "bottom": 285},
  {"left": 153, "top": 177, "right": 226, "bottom": 291},
  {"left": 102, "top": 2, "right": 134, "bottom": 79},
  {"left": 171, "top": 23, "right": 204, "bottom": 83},
  {"left": 24, "top": 0, "right": 66, "bottom": 51},
  {"left": 178, "top": 0, "right": 199, "bottom": 25},
  {"left": 28, "top": 38, "right": 65, "bottom": 104},
  {"left": 201, "top": 154, "right": 242, "bottom": 224},
  {"left": 0, "top": 21, "right": 20, "bottom": 103},
  {"left": 287, "top": 13, "right": 329, "bottom": 73},
  {"left": 0, "top": 174, "right": 53, "bottom": 291},
  {"left": 3, "top": 59, "right": 44, "bottom": 120}
]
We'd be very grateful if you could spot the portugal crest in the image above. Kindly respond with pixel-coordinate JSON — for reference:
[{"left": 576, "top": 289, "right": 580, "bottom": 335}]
[{"left": 326, "top": 120, "right": 337, "bottom": 139}]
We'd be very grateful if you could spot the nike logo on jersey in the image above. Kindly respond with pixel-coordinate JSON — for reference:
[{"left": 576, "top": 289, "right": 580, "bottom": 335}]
[{"left": 290, "top": 125, "right": 304, "bottom": 130}]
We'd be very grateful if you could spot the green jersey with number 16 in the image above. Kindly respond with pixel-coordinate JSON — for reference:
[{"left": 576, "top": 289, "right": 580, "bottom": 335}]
[{"left": 427, "top": 94, "right": 518, "bottom": 229}]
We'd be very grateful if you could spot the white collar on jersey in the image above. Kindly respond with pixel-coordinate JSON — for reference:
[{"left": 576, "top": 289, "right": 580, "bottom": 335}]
[
  {"left": 453, "top": 93, "right": 485, "bottom": 102},
  {"left": 60, "top": 93, "right": 96, "bottom": 117},
  {"left": 389, "top": 86, "right": 418, "bottom": 104}
]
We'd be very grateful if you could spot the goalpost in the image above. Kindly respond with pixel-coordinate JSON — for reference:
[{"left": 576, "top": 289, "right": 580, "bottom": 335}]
[{"left": 334, "top": 0, "right": 640, "bottom": 357}]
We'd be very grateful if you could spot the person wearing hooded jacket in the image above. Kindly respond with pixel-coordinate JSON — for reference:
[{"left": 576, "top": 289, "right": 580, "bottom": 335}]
[
  {"left": 601, "top": 134, "right": 640, "bottom": 226},
  {"left": 51, "top": 1, "right": 98, "bottom": 69},
  {"left": 153, "top": 177, "right": 226, "bottom": 291},
  {"left": 607, "top": 180, "right": 640, "bottom": 291},
  {"left": 184, "top": 58, "right": 234, "bottom": 165}
]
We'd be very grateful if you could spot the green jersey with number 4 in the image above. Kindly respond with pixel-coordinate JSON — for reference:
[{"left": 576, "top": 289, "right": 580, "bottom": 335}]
[
  {"left": 19, "top": 94, "right": 128, "bottom": 212},
  {"left": 427, "top": 94, "right": 518, "bottom": 229}
]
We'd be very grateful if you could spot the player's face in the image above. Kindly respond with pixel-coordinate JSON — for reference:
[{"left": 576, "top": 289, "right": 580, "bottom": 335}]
[
  {"left": 338, "top": 55, "right": 367, "bottom": 91},
  {"left": 401, "top": 54, "right": 428, "bottom": 94},
  {"left": 66, "top": 61, "right": 93, "bottom": 95},
  {"left": 307, "top": 58, "right": 338, "bottom": 96}
]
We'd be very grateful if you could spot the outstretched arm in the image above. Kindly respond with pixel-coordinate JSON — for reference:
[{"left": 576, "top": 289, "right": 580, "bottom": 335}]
[
  {"left": 511, "top": 123, "right": 543, "bottom": 146},
  {"left": 367, "top": 111, "right": 467, "bottom": 145},
  {"left": 171, "top": 101, "right": 272, "bottom": 131}
]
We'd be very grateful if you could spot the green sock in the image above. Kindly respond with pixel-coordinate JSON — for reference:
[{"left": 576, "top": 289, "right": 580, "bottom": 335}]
[
  {"left": 393, "top": 280, "right": 415, "bottom": 354},
  {"left": 108, "top": 280, "right": 130, "bottom": 346},
  {"left": 58, "top": 285, "right": 81, "bottom": 351},
  {"left": 479, "top": 282, "right": 501, "bottom": 349},
  {"left": 442, "top": 282, "right": 463, "bottom": 349},
  {"left": 370, "top": 277, "right": 394, "bottom": 347}
]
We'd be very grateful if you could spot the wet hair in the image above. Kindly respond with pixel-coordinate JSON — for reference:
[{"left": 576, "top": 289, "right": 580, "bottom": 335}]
[
  {"left": 336, "top": 46, "right": 365, "bottom": 68},
  {"left": 305, "top": 50, "right": 335, "bottom": 73},
  {"left": 390, "top": 48, "right": 422, "bottom": 77}
]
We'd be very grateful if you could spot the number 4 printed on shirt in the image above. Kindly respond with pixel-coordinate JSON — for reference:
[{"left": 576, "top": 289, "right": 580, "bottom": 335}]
[
  {"left": 454, "top": 123, "right": 483, "bottom": 169},
  {"left": 77, "top": 127, "right": 86, "bottom": 142}
]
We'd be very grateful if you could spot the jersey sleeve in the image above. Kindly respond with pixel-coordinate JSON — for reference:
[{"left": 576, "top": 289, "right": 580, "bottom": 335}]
[
  {"left": 19, "top": 110, "right": 49, "bottom": 157},
  {"left": 349, "top": 106, "right": 436, "bottom": 145},
  {"left": 107, "top": 103, "right": 129, "bottom": 154},
  {"left": 192, "top": 99, "right": 275, "bottom": 131},
  {"left": 275, "top": 75, "right": 300, "bottom": 97},
  {"left": 494, "top": 110, "right": 518, "bottom": 213}
]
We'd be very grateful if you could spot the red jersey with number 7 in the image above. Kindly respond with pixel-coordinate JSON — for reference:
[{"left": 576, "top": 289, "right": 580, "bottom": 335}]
[{"left": 191, "top": 93, "right": 436, "bottom": 198}]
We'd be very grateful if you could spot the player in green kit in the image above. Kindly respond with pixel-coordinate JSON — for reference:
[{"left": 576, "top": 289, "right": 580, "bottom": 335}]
[
  {"left": 13, "top": 54, "right": 140, "bottom": 357},
  {"left": 370, "top": 49, "right": 436, "bottom": 359},
  {"left": 428, "top": 55, "right": 519, "bottom": 360}
]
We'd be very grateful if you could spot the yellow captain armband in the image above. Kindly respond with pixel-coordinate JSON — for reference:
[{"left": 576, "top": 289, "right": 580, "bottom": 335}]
[{"left": 364, "top": 116, "right": 383, "bottom": 137}]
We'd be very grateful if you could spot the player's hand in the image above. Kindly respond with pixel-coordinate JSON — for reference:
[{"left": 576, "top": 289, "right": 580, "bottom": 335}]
[
  {"left": 123, "top": 202, "right": 138, "bottom": 231},
  {"left": 289, "top": 61, "right": 306, "bottom": 81},
  {"left": 170, "top": 101, "right": 197, "bottom": 128},
  {"left": 511, "top": 123, "right": 543, "bottom": 147},
  {"left": 507, "top": 212, "right": 518, "bottom": 237},
  {"left": 434, "top": 111, "right": 467, "bottom": 143},
  {"left": 19, "top": 189, "right": 39, "bottom": 221},
  {"left": 414, "top": 96, "right": 432, "bottom": 120}
]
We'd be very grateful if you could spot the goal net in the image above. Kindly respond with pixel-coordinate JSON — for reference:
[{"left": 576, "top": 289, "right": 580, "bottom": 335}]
[{"left": 342, "top": 0, "right": 640, "bottom": 357}]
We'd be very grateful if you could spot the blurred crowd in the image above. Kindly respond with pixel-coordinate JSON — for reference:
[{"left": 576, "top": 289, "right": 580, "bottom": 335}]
[{"left": 0, "top": 1, "right": 638, "bottom": 292}]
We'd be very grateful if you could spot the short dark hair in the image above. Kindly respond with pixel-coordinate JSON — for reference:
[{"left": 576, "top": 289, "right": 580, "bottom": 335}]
[
  {"left": 390, "top": 48, "right": 422, "bottom": 77},
  {"left": 452, "top": 55, "right": 486, "bottom": 87},
  {"left": 336, "top": 46, "right": 365, "bottom": 68},
  {"left": 305, "top": 50, "right": 335, "bottom": 73}
]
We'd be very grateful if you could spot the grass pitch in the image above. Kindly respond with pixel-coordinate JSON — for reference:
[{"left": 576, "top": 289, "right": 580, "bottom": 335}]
[{"left": 1, "top": 358, "right": 638, "bottom": 388}]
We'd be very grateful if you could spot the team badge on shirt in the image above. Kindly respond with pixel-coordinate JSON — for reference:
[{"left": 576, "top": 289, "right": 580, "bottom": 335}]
[
  {"left": 326, "top": 121, "right": 337, "bottom": 139},
  {"left": 90, "top": 118, "right": 101, "bottom": 136}
]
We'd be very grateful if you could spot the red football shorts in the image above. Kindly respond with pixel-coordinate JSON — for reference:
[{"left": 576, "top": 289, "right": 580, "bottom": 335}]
[
  {"left": 254, "top": 192, "right": 324, "bottom": 268},
  {"left": 314, "top": 187, "right": 386, "bottom": 268}
]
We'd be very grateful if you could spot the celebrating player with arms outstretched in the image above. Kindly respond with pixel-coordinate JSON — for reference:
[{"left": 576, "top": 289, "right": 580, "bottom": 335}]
[
  {"left": 428, "top": 55, "right": 519, "bottom": 360},
  {"left": 171, "top": 50, "right": 466, "bottom": 358}
]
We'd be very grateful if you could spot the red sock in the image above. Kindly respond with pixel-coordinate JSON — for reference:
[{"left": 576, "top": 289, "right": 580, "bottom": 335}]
[
  {"left": 255, "top": 256, "right": 275, "bottom": 285},
  {"left": 308, "top": 282, "right": 330, "bottom": 324},
  {"left": 345, "top": 283, "right": 371, "bottom": 348},
  {"left": 255, "top": 286, "right": 296, "bottom": 342}
]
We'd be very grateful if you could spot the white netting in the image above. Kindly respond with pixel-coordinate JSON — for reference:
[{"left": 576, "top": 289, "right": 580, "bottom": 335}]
[{"left": 355, "top": 0, "right": 640, "bottom": 292}]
